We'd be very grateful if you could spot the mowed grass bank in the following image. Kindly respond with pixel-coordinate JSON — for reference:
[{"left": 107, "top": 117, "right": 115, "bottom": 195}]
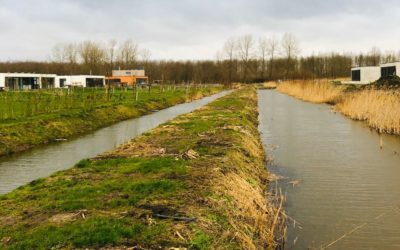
[
  {"left": 0, "top": 87, "right": 281, "bottom": 249},
  {"left": 277, "top": 80, "right": 400, "bottom": 135},
  {"left": 0, "top": 86, "right": 221, "bottom": 157}
]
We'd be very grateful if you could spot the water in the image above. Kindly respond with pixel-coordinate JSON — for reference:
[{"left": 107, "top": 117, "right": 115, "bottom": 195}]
[
  {"left": 0, "top": 91, "right": 230, "bottom": 195},
  {"left": 258, "top": 90, "right": 400, "bottom": 250}
]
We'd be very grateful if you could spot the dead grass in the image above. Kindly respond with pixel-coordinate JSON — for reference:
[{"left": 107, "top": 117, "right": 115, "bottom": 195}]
[
  {"left": 277, "top": 79, "right": 345, "bottom": 104},
  {"left": 259, "top": 82, "right": 278, "bottom": 89},
  {"left": 276, "top": 79, "right": 400, "bottom": 135},
  {"left": 335, "top": 89, "right": 400, "bottom": 134}
]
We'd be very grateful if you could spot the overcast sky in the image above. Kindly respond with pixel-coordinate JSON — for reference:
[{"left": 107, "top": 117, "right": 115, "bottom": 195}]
[{"left": 0, "top": 0, "right": 399, "bottom": 61}]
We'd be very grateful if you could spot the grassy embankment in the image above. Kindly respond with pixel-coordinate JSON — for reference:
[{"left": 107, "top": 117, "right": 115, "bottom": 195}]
[
  {"left": 276, "top": 80, "right": 400, "bottom": 135},
  {"left": 0, "top": 86, "right": 221, "bottom": 157},
  {"left": 0, "top": 87, "right": 282, "bottom": 249}
]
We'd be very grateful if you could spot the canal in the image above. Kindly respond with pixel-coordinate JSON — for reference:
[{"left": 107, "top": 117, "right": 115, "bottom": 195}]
[
  {"left": 0, "top": 91, "right": 230, "bottom": 195},
  {"left": 258, "top": 90, "right": 400, "bottom": 249}
]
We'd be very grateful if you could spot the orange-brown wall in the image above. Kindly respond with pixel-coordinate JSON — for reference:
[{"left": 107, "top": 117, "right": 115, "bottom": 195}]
[{"left": 105, "top": 76, "right": 148, "bottom": 85}]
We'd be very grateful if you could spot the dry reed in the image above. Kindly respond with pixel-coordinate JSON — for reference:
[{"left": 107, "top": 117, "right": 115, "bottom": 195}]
[
  {"left": 277, "top": 80, "right": 344, "bottom": 104},
  {"left": 335, "top": 89, "right": 400, "bottom": 135},
  {"left": 276, "top": 80, "right": 400, "bottom": 135}
]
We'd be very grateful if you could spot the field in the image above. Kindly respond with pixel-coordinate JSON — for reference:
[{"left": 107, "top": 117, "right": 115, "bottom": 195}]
[
  {"left": 0, "top": 87, "right": 282, "bottom": 249},
  {"left": 0, "top": 85, "right": 222, "bottom": 156},
  {"left": 276, "top": 80, "right": 400, "bottom": 135},
  {"left": 0, "top": 85, "right": 213, "bottom": 121}
]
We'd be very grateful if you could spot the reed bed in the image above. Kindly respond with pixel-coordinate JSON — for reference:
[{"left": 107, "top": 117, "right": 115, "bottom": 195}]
[
  {"left": 276, "top": 80, "right": 400, "bottom": 135},
  {"left": 277, "top": 80, "right": 345, "bottom": 104},
  {"left": 336, "top": 89, "right": 400, "bottom": 135},
  {"left": 259, "top": 82, "right": 278, "bottom": 89}
]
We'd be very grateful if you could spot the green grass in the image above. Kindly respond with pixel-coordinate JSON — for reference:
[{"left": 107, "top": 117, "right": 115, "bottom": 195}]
[
  {"left": 7, "top": 217, "right": 166, "bottom": 250},
  {"left": 189, "top": 231, "right": 213, "bottom": 250},
  {"left": 0, "top": 86, "right": 183, "bottom": 121},
  {"left": 0, "top": 85, "right": 221, "bottom": 156},
  {"left": 0, "top": 87, "right": 276, "bottom": 249}
]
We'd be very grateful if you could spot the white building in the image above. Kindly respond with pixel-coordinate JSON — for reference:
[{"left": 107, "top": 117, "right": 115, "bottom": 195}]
[
  {"left": 112, "top": 69, "right": 145, "bottom": 77},
  {"left": 56, "top": 75, "right": 105, "bottom": 88},
  {"left": 350, "top": 66, "right": 381, "bottom": 84},
  {"left": 0, "top": 73, "right": 57, "bottom": 90},
  {"left": 380, "top": 62, "right": 400, "bottom": 77}
]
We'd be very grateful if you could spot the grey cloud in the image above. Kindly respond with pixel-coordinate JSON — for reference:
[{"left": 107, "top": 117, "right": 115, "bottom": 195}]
[{"left": 0, "top": 0, "right": 399, "bottom": 60}]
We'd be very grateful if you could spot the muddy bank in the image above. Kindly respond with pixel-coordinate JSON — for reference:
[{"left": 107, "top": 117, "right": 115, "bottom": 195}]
[
  {"left": 0, "top": 87, "right": 280, "bottom": 249},
  {"left": 0, "top": 87, "right": 221, "bottom": 157}
]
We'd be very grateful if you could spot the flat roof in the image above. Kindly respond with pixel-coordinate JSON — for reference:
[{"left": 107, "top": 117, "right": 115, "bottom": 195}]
[
  {"left": 0, "top": 73, "right": 57, "bottom": 77},
  {"left": 57, "top": 75, "right": 105, "bottom": 78},
  {"left": 351, "top": 66, "right": 380, "bottom": 70},
  {"left": 380, "top": 62, "right": 400, "bottom": 66}
]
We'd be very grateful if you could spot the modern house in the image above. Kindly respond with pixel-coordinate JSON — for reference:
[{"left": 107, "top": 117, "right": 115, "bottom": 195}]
[
  {"left": 348, "top": 61, "right": 400, "bottom": 85},
  {"left": 106, "top": 69, "right": 148, "bottom": 86},
  {"left": 56, "top": 75, "right": 105, "bottom": 88},
  {"left": 380, "top": 62, "right": 400, "bottom": 77},
  {"left": 0, "top": 73, "right": 57, "bottom": 90},
  {"left": 350, "top": 66, "right": 381, "bottom": 84}
]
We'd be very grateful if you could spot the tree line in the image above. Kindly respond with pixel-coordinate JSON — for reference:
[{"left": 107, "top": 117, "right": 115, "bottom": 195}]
[{"left": 1, "top": 35, "right": 399, "bottom": 84}]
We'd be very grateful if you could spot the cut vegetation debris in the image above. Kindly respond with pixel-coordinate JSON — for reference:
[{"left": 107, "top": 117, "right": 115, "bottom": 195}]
[
  {"left": 0, "top": 86, "right": 221, "bottom": 157},
  {"left": 277, "top": 80, "right": 400, "bottom": 135},
  {"left": 0, "top": 87, "right": 282, "bottom": 249}
]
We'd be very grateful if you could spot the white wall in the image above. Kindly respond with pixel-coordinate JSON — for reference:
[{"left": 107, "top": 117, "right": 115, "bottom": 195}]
[
  {"left": 0, "top": 74, "right": 5, "bottom": 88},
  {"left": 0, "top": 73, "right": 57, "bottom": 89},
  {"left": 112, "top": 70, "right": 145, "bottom": 77},
  {"left": 56, "top": 75, "right": 105, "bottom": 87},
  {"left": 351, "top": 67, "right": 380, "bottom": 84},
  {"left": 361, "top": 67, "right": 380, "bottom": 83}
]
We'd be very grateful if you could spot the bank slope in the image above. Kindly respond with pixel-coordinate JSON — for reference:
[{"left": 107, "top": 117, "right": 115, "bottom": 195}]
[
  {"left": 0, "top": 87, "right": 220, "bottom": 157},
  {"left": 0, "top": 87, "right": 279, "bottom": 250}
]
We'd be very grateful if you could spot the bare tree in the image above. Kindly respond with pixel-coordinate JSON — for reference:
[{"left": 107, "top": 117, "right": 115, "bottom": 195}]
[
  {"left": 267, "top": 36, "right": 279, "bottom": 80},
  {"left": 368, "top": 46, "right": 381, "bottom": 66},
  {"left": 118, "top": 39, "right": 138, "bottom": 69},
  {"left": 140, "top": 48, "right": 152, "bottom": 83},
  {"left": 237, "top": 34, "right": 254, "bottom": 83},
  {"left": 51, "top": 43, "right": 67, "bottom": 63},
  {"left": 281, "top": 33, "right": 300, "bottom": 79},
  {"left": 222, "top": 37, "right": 236, "bottom": 84},
  {"left": 258, "top": 37, "right": 268, "bottom": 81},
  {"left": 79, "top": 40, "right": 106, "bottom": 74},
  {"left": 107, "top": 39, "right": 118, "bottom": 74},
  {"left": 64, "top": 43, "right": 78, "bottom": 65},
  {"left": 52, "top": 43, "right": 78, "bottom": 73}
]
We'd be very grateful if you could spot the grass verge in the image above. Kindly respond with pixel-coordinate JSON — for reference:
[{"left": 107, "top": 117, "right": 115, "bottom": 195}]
[
  {"left": 0, "top": 86, "right": 221, "bottom": 157},
  {"left": 0, "top": 87, "right": 280, "bottom": 249}
]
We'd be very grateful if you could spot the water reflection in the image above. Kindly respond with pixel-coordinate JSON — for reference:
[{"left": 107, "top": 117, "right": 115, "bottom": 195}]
[{"left": 258, "top": 90, "right": 400, "bottom": 249}]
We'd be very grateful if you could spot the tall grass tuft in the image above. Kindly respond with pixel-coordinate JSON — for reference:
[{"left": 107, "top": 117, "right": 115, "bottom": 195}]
[
  {"left": 277, "top": 80, "right": 344, "bottom": 104},
  {"left": 335, "top": 89, "right": 400, "bottom": 135}
]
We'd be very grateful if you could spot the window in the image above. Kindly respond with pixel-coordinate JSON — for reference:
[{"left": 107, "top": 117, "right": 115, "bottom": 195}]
[
  {"left": 60, "top": 78, "right": 66, "bottom": 88},
  {"left": 351, "top": 70, "right": 361, "bottom": 81},
  {"left": 381, "top": 66, "right": 396, "bottom": 77},
  {"left": 86, "top": 78, "right": 104, "bottom": 87}
]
